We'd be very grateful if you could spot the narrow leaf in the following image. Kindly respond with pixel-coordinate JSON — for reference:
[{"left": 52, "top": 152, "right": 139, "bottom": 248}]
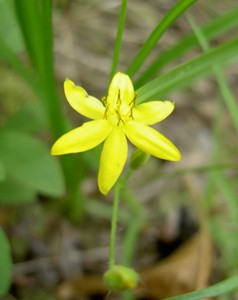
[
  {"left": 14, "top": 0, "right": 45, "bottom": 73},
  {"left": 0, "top": 0, "right": 24, "bottom": 56},
  {"left": 136, "top": 37, "right": 238, "bottom": 104},
  {"left": 165, "top": 275, "right": 238, "bottom": 300},
  {"left": 135, "top": 6, "right": 238, "bottom": 87},
  {"left": 0, "top": 37, "right": 40, "bottom": 95},
  {"left": 0, "top": 228, "right": 12, "bottom": 296},
  {"left": 216, "top": 173, "right": 238, "bottom": 230},
  {"left": 110, "top": 0, "right": 127, "bottom": 80},
  {"left": 187, "top": 14, "right": 238, "bottom": 132},
  {"left": 0, "top": 160, "right": 5, "bottom": 182},
  {"left": 126, "top": 0, "right": 198, "bottom": 77}
]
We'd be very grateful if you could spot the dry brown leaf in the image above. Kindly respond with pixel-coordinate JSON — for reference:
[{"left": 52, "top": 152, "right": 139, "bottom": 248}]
[
  {"left": 137, "top": 230, "right": 213, "bottom": 299},
  {"left": 57, "top": 230, "right": 213, "bottom": 300},
  {"left": 57, "top": 275, "right": 107, "bottom": 300}
]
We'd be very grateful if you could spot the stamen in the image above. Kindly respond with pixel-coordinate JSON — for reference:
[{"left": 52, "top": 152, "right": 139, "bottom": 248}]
[
  {"left": 129, "top": 93, "right": 137, "bottom": 108},
  {"left": 103, "top": 104, "right": 110, "bottom": 119},
  {"left": 115, "top": 109, "right": 125, "bottom": 126},
  {"left": 102, "top": 96, "right": 107, "bottom": 105},
  {"left": 116, "top": 89, "right": 122, "bottom": 106}
]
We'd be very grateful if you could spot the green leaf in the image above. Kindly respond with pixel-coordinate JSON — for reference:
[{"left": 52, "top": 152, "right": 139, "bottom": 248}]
[
  {"left": 164, "top": 275, "right": 238, "bottom": 300},
  {"left": 13, "top": 0, "right": 45, "bottom": 73},
  {"left": 0, "top": 0, "right": 24, "bottom": 57},
  {"left": 0, "top": 37, "right": 40, "bottom": 95},
  {"left": 0, "top": 228, "right": 12, "bottom": 296},
  {"left": 3, "top": 101, "right": 48, "bottom": 134},
  {"left": 0, "top": 130, "right": 65, "bottom": 197},
  {"left": 126, "top": 0, "right": 198, "bottom": 77},
  {"left": 136, "top": 37, "right": 238, "bottom": 104},
  {"left": 110, "top": 0, "right": 127, "bottom": 80},
  {"left": 0, "top": 160, "right": 6, "bottom": 182},
  {"left": 13, "top": 0, "right": 76, "bottom": 192},
  {"left": 0, "top": 0, "right": 39, "bottom": 94},
  {"left": 216, "top": 174, "right": 238, "bottom": 230},
  {"left": 0, "top": 175, "right": 36, "bottom": 203},
  {"left": 135, "top": 5, "right": 238, "bottom": 87},
  {"left": 187, "top": 14, "right": 238, "bottom": 132},
  {"left": 13, "top": 0, "right": 70, "bottom": 138}
]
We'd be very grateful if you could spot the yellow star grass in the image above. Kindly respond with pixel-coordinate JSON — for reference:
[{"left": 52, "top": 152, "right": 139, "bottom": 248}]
[{"left": 51, "top": 72, "right": 181, "bottom": 195}]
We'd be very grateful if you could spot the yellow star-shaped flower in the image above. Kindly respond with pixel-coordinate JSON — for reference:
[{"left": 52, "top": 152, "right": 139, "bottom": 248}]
[{"left": 51, "top": 72, "right": 181, "bottom": 195}]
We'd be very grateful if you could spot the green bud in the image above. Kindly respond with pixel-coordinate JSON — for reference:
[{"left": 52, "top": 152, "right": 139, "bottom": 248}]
[
  {"left": 130, "top": 148, "right": 150, "bottom": 170},
  {"left": 103, "top": 265, "right": 139, "bottom": 291}
]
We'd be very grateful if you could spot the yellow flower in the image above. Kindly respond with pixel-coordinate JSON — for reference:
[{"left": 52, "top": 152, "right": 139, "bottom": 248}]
[{"left": 51, "top": 72, "right": 181, "bottom": 195}]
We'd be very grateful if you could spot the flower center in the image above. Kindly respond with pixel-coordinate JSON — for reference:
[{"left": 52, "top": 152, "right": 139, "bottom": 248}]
[{"left": 103, "top": 89, "right": 135, "bottom": 127}]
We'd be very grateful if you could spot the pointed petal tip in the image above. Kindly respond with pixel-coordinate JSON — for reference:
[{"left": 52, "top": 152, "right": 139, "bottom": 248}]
[
  {"left": 64, "top": 78, "right": 74, "bottom": 90},
  {"left": 64, "top": 77, "right": 72, "bottom": 83},
  {"left": 173, "top": 153, "right": 182, "bottom": 161},
  {"left": 133, "top": 100, "right": 175, "bottom": 125},
  {"left": 50, "top": 143, "right": 57, "bottom": 156},
  {"left": 98, "top": 173, "right": 113, "bottom": 195},
  {"left": 99, "top": 185, "right": 109, "bottom": 196},
  {"left": 168, "top": 148, "right": 182, "bottom": 161},
  {"left": 123, "top": 121, "right": 181, "bottom": 162},
  {"left": 50, "top": 148, "right": 56, "bottom": 156},
  {"left": 50, "top": 143, "right": 63, "bottom": 156},
  {"left": 108, "top": 72, "right": 135, "bottom": 105},
  {"left": 98, "top": 176, "right": 115, "bottom": 196}
]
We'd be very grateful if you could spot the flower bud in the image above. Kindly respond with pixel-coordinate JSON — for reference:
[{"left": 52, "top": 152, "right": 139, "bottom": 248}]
[
  {"left": 130, "top": 148, "right": 150, "bottom": 170},
  {"left": 103, "top": 265, "right": 139, "bottom": 291}
]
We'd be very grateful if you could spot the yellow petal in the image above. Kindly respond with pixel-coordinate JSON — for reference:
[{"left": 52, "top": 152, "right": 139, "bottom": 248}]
[
  {"left": 51, "top": 120, "right": 112, "bottom": 155},
  {"left": 123, "top": 121, "right": 181, "bottom": 161},
  {"left": 98, "top": 128, "right": 128, "bottom": 195},
  {"left": 107, "top": 72, "right": 135, "bottom": 106},
  {"left": 64, "top": 79, "right": 105, "bottom": 119},
  {"left": 133, "top": 101, "right": 174, "bottom": 125}
]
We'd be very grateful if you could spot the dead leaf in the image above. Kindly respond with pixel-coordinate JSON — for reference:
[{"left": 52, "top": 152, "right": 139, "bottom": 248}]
[
  {"left": 57, "top": 275, "right": 107, "bottom": 300},
  {"left": 137, "top": 230, "right": 213, "bottom": 299},
  {"left": 57, "top": 230, "right": 213, "bottom": 300}
]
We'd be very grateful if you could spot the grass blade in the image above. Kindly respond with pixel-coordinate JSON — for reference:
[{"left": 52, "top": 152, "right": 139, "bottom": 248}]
[
  {"left": 0, "top": 160, "right": 5, "bottom": 182},
  {"left": 187, "top": 14, "right": 238, "bottom": 132},
  {"left": 110, "top": 0, "right": 127, "bottom": 80},
  {"left": 126, "top": 0, "right": 198, "bottom": 77},
  {"left": 164, "top": 275, "right": 238, "bottom": 300},
  {"left": 0, "top": 37, "right": 40, "bottom": 95},
  {"left": 136, "top": 37, "right": 238, "bottom": 104},
  {"left": 216, "top": 174, "right": 238, "bottom": 229},
  {"left": 14, "top": 0, "right": 45, "bottom": 74},
  {"left": 135, "top": 6, "right": 238, "bottom": 87},
  {"left": 0, "top": 228, "right": 12, "bottom": 296},
  {"left": 13, "top": 0, "right": 86, "bottom": 211},
  {"left": 14, "top": 0, "right": 68, "bottom": 137}
]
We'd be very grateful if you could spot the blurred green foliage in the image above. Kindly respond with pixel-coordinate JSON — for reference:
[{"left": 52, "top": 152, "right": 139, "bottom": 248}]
[{"left": 0, "top": 0, "right": 238, "bottom": 298}]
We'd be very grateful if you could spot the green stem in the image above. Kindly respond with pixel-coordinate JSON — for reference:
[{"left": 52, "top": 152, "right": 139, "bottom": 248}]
[
  {"left": 110, "top": 0, "right": 128, "bottom": 80},
  {"left": 121, "top": 188, "right": 145, "bottom": 266},
  {"left": 122, "top": 290, "right": 134, "bottom": 300},
  {"left": 109, "top": 183, "right": 121, "bottom": 268}
]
